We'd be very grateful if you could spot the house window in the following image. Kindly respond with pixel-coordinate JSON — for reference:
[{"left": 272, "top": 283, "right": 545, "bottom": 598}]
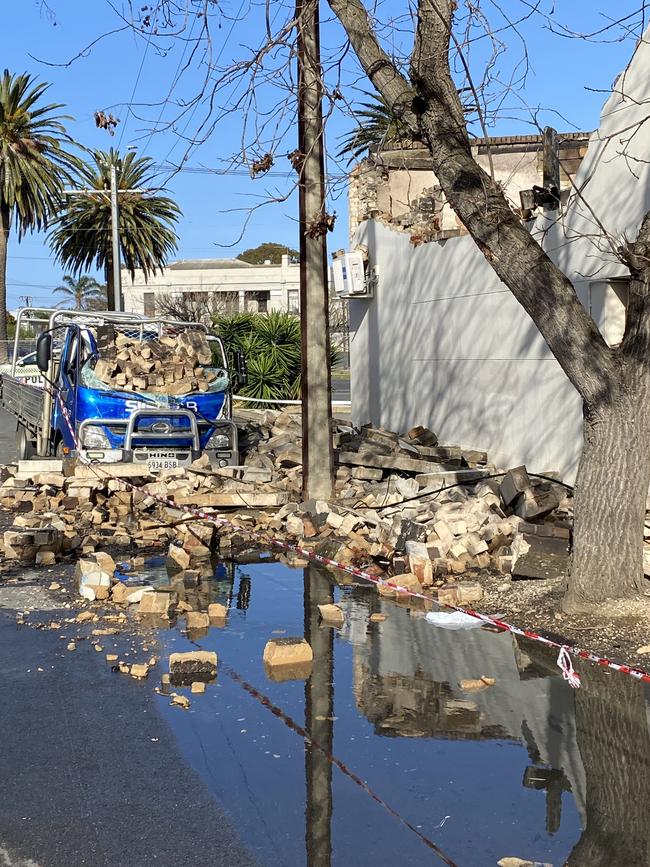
[
  {"left": 287, "top": 289, "right": 299, "bottom": 314},
  {"left": 143, "top": 292, "right": 155, "bottom": 317}
]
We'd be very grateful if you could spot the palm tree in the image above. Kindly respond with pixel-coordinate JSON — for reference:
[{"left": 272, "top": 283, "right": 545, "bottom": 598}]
[
  {"left": 337, "top": 92, "right": 418, "bottom": 164},
  {"left": 48, "top": 148, "right": 180, "bottom": 309},
  {"left": 0, "top": 70, "right": 80, "bottom": 357},
  {"left": 54, "top": 274, "right": 106, "bottom": 310}
]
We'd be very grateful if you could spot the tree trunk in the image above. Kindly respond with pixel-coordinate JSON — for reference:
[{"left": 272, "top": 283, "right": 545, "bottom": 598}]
[
  {"left": 303, "top": 563, "right": 334, "bottom": 867},
  {"left": 0, "top": 203, "right": 10, "bottom": 362},
  {"left": 567, "top": 663, "right": 650, "bottom": 867},
  {"left": 297, "top": 0, "right": 334, "bottom": 501},
  {"left": 566, "top": 395, "right": 650, "bottom": 610}
]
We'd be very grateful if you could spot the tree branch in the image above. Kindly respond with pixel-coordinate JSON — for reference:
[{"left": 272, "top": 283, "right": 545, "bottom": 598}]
[{"left": 327, "top": 0, "right": 617, "bottom": 407}]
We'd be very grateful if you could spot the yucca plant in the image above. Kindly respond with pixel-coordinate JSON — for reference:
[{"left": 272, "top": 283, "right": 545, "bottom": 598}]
[
  {"left": 48, "top": 147, "right": 180, "bottom": 308},
  {"left": 0, "top": 69, "right": 81, "bottom": 355},
  {"left": 214, "top": 310, "right": 340, "bottom": 401}
]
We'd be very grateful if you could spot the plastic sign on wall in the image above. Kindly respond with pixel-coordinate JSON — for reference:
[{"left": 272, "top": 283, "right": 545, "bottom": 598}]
[{"left": 332, "top": 251, "right": 369, "bottom": 297}]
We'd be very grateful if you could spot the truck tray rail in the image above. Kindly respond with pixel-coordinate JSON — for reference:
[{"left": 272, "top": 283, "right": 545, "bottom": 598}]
[{"left": 0, "top": 376, "right": 45, "bottom": 437}]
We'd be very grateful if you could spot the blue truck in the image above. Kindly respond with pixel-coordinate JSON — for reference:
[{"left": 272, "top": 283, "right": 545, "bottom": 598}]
[{"left": 0, "top": 308, "right": 246, "bottom": 470}]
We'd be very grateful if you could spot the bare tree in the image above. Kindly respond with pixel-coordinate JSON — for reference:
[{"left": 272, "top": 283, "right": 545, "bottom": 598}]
[
  {"left": 155, "top": 290, "right": 238, "bottom": 322},
  {"left": 321, "top": 0, "right": 650, "bottom": 610}
]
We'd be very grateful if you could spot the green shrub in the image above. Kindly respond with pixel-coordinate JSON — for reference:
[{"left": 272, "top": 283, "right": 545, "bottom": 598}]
[{"left": 213, "top": 310, "right": 340, "bottom": 401}]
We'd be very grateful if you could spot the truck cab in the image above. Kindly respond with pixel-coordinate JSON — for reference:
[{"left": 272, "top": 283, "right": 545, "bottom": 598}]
[{"left": 1, "top": 309, "right": 245, "bottom": 470}]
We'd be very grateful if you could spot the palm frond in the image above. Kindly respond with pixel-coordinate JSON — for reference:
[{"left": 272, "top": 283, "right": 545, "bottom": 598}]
[
  {"left": 0, "top": 69, "right": 82, "bottom": 236},
  {"left": 337, "top": 91, "right": 417, "bottom": 164},
  {"left": 48, "top": 147, "right": 180, "bottom": 280}
]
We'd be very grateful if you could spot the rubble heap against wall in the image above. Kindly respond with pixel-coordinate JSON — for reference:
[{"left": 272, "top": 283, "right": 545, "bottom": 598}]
[
  {"left": 0, "top": 408, "right": 605, "bottom": 613},
  {"left": 6, "top": 408, "right": 650, "bottom": 615}
]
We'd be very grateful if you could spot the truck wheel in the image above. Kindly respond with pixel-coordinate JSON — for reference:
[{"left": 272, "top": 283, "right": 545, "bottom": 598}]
[{"left": 16, "top": 424, "right": 35, "bottom": 461}]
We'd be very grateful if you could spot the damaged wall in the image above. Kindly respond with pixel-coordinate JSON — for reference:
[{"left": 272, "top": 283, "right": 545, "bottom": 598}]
[
  {"left": 349, "top": 134, "right": 589, "bottom": 240},
  {"left": 349, "top": 221, "right": 583, "bottom": 479},
  {"left": 349, "top": 31, "right": 650, "bottom": 482}
]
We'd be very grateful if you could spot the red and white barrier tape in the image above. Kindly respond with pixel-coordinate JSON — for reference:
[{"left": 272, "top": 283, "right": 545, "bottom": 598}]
[{"left": 55, "top": 394, "right": 650, "bottom": 689}]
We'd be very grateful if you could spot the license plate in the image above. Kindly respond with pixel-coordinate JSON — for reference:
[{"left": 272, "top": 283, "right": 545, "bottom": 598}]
[{"left": 147, "top": 452, "right": 179, "bottom": 471}]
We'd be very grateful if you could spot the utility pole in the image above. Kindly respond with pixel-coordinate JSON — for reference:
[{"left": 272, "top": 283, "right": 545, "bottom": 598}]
[
  {"left": 110, "top": 164, "right": 123, "bottom": 312},
  {"left": 297, "top": 0, "right": 334, "bottom": 501},
  {"left": 64, "top": 159, "right": 142, "bottom": 313}
]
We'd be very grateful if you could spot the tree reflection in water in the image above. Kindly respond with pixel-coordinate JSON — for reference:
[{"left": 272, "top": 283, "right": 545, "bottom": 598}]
[
  {"left": 567, "top": 662, "right": 650, "bottom": 867},
  {"left": 297, "top": 566, "right": 650, "bottom": 867}
]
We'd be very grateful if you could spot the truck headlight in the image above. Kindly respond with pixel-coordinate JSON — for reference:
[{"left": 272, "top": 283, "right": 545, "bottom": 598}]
[
  {"left": 207, "top": 431, "right": 230, "bottom": 449},
  {"left": 83, "top": 425, "right": 111, "bottom": 448}
]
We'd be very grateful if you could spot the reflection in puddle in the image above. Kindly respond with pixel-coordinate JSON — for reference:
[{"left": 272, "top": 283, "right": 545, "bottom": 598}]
[{"left": 147, "top": 557, "right": 650, "bottom": 867}]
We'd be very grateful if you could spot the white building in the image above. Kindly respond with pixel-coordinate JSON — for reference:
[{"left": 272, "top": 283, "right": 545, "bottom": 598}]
[
  {"left": 122, "top": 254, "right": 300, "bottom": 317},
  {"left": 347, "top": 37, "right": 647, "bottom": 481}
]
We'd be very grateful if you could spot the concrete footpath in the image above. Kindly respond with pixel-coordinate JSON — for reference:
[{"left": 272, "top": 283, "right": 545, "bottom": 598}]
[{"left": 0, "top": 604, "right": 255, "bottom": 867}]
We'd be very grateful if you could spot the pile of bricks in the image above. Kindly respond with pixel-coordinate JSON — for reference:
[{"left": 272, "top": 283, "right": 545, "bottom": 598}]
[
  {"left": 0, "top": 410, "right": 588, "bottom": 609},
  {"left": 92, "top": 325, "right": 219, "bottom": 395}
]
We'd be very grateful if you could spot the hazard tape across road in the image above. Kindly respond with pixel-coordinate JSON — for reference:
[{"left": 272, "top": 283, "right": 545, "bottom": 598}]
[{"left": 54, "top": 393, "right": 650, "bottom": 689}]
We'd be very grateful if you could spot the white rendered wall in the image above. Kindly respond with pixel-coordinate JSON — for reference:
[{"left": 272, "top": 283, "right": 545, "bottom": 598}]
[
  {"left": 349, "top": 222, "right": 582, "bottom": 478},
  {"left": 349, "top": 31, "right": 650, "bottom": 482}
]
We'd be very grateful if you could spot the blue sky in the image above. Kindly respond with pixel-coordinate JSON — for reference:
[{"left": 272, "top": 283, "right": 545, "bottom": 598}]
[{"left": 0, "top": 0, "right": 645, "bottom": 307}]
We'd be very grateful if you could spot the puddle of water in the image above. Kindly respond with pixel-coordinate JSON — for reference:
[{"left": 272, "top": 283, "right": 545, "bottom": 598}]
[{"left": 145, "top": 558, "right": 650, "bottom": 867}]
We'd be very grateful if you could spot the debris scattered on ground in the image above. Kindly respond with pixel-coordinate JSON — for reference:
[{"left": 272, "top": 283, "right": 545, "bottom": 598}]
[
  {"left": 130, "top": 662, "right": 150, "bottom": 679},
  {"left": 169, "top": 650, "right": 217, "bottom": 684},
  {"left": 0, "top": 413, "right": 578, "bottom": 614},
  {"left": 7, "top": 410, "right": 650, "bottom": 668},
  {"left": 263, "top": 637, "right": 313, "bottom": 667},
  {"left": 458, "top": 676, "right": 496, "bottom": 692},
  {"left": 263, "top": 637, "right": 313, "bottom": 681},
  {"left": 497, "top": 858, "right": 553, "bottom": 867},
  {"left": 317, "top": 603, "right": 345, "bottom": 626}
]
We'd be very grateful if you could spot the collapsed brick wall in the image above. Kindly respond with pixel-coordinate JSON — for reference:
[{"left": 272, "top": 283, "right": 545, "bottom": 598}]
[{"left": 349, "top": 135, "right": 590, "bottom": 245}]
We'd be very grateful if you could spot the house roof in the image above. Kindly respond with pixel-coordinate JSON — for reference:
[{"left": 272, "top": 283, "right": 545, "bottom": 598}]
[{"left": 167, "top": 258, "right": 254, "bottom": 270}]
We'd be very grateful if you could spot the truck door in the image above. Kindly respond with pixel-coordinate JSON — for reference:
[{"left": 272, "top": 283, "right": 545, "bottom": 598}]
[{"left": 56, "top": 327, "right": 79, "bottom": 448}]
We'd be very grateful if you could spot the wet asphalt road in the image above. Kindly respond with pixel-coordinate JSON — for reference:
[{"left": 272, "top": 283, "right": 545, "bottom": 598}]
[
  {"left": 0, "top": 602, "right": 255, "bottom": 867},
  {"left": 0, "top": 406, "right": 255, "bottom": 865}
]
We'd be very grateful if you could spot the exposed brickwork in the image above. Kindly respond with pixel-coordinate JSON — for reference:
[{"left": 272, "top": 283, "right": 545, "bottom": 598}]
[{"left": 349, "top": 132, "right": 592, "bottom": 244}]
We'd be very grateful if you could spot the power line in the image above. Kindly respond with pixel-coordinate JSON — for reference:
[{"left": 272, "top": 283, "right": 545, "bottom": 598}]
[
  {"left": 141, "top": 12, "right": 199, "bottom": 154},
  {"left": 11, "top": 255, "right": 55, "bottom": 261},
  {"left": 152, "top": 161, "right": 293, "bottom": 178},
  {"left": 158, "top": 0, "right": 247, "bottom": 172},
  {"left": 117, "top": 9, "right": 159, "bottom": 149}
]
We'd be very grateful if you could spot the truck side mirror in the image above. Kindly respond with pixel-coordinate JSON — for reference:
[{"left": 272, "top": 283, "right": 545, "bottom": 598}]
[
  {"left": 36, "top": 332, "right": 52, "bottom": 373},
  {"left": 234, "top": 350, "right": 248, "bottom": 387}
]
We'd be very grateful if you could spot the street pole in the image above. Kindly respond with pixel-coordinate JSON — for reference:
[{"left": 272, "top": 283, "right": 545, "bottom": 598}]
[
  {"left": 297, "top": 0, "right": 334, "bottom": 501},
  {"left": 110, "top": 164, "right": 123, "bottom": 312},
  {"left": 64, "top": 160, "right": 144, "bottom": 313}
]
